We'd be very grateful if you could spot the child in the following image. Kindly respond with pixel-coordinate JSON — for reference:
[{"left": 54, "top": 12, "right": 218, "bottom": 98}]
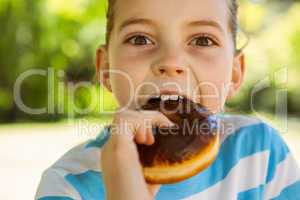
[{"left": 35, "top": 0, "right": 300, "bottom": 199}]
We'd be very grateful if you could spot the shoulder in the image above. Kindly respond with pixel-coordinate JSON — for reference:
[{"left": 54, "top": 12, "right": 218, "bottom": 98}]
[
  {"left": 218, "top": 114, "right": 292, "bottom": 180},
  {"left": 217, "top": 114, "right": 289, "bottom": 161},
  {"left": 220, "top": 115, "right": 300, "bottom": 199},
  {"left": 220, "top": 114, "right": 286, "bottom": 145},
  {"left": 35, "top": 126, "right": 110, "bottom": 200},
  {"left": 48, "top": 125, "right": 110, "bottom": 173}
]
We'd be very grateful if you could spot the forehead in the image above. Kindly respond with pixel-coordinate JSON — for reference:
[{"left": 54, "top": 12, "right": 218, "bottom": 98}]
[{"left": 113, "top": 0, "right": 229, "bottom": 32}]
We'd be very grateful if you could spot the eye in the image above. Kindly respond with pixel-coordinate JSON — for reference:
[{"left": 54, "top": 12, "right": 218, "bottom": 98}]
[
  {"left": 189, "top": 35, "right": 217, "bottom": 47},
  {"left": 126, "top": 35, "right": 154, "bottom": 46}
]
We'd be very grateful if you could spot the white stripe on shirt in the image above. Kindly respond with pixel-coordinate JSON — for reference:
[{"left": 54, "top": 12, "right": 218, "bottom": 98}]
[
  {"left": 35, "top": 168, "right": 82, "bottom": 200},
  {"left": 53, "top": 142, "right": 102, "bottom": 174},
  {"left": 220, "top": 114, "right": 261, "bottom": 143}
]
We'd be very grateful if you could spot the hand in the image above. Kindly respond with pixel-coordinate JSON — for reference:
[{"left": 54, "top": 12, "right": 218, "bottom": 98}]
[{"left": 101, "top": 109, "right": 174, "bottom": 200}]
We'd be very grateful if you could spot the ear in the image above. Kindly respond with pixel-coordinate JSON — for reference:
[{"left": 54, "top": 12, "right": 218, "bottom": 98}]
[
  {"left": 96, "top": 45, "right": 112, "bottom": 92},
  {"left": 227, "top": 51, "right": 246, "bottom": 100}
]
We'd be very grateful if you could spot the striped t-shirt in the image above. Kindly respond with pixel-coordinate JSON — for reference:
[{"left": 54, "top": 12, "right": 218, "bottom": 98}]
[{"left": 35, "top": 115, "right": 300, "bottom": 200}]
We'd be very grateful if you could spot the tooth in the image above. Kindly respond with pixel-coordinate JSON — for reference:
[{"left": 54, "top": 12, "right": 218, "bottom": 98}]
[
  {"left": 179, "top": 95, "right": 184, "bottom": 100},
  {"left": 170, "top": 95, "right": 179, "bottom": 101},
  {"left": 161, "top": 95, "right": 170, "bottom": 101}
]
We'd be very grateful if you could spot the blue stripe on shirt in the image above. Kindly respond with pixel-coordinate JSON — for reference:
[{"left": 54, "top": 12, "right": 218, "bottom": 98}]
[
  {"left": 271, "top": 180, "right": 300, "bottom": 200},
  {"left": 264, "top": 124, "right": 290, "bottom": 183},
  {"left": 85, "top": 126, "right": 110, "bottom": 149},
  {"left": 65, "top": 170, "right": 106, "bottom": 200},
  {"left": 237, "top": 184, "right": 264, "bottom": 200},
  {"left": 66, "top": 123, "right": 290, "bottom": 200}
]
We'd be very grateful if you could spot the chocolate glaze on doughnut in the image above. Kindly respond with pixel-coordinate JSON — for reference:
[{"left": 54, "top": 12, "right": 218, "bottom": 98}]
[{"left": 136, "top": 96, "right": 219, "bottom": 183}]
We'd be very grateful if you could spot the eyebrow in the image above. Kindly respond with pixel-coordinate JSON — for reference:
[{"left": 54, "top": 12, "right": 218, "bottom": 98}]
[
  {"left": 118, "top": 18, "right": 224, "bottom": 33},
  {"left": 187, "top": 20, "right": 224, "bottom": 33},
  {"left": 118, "top": 18, "right": 156, "bottom": 32}
]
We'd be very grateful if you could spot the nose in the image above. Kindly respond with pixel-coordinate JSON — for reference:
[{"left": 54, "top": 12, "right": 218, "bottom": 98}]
[
  {"left": 153, "top": 65, "right": 185, "bottom": 77},
  {"left": 151, "top": 50, "right": 187, "bottom": 77}
]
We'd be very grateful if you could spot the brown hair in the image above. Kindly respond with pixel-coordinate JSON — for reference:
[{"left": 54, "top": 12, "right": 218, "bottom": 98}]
[{"left": 105, "top": 0, "right": 239, "bottom": 49}]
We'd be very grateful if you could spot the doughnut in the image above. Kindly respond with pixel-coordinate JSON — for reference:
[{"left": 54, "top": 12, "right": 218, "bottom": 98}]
[{"left": 136, "top": 95, "right": 220, "bottom": 184}]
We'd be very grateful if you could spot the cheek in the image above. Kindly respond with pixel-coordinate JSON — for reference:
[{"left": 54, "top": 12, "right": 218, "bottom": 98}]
[
  {"left": 109, "top": 71, "right": 133, "bottom": 107},
  {"left": 110, "top": 44, "right": 153, "bottom": 71},
  {"left": 189, "top": 50, "right": 233, "bottom": 112},
  {"left": 109, "top": 48, "right": 152, "bottom": 107},
  {"left": 191, "top": 50, "right": 232, "bottom": 84}
]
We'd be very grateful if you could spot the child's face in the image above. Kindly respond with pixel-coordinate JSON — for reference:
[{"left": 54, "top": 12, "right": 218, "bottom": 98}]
[{"left": 97, "top": 0, "right": 245, "bottom": 113}]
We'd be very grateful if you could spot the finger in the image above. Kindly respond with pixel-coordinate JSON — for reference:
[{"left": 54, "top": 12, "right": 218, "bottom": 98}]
[
  {"left": 114, "top": 110, "right": 174, "bottom": 144},
  {"left": 134, "top": 124, "right": 148, "bottom": 144},
  {"left": 134, "top": 122, "right": 155, "bottom": 145},
  {"left": 135, "top": 131, "right": 146, "bottom": 144},
  {"left": 135, "top": 110, "right": 174, "bottom": 145},
  {"left": 138, "top": 110, "right": 174, "bottom": 127},
  {"left": 145, "top": 127, "right": 155, "bottom": 145},
  {"left": 149, "top": 111, "right": 175, "bottom": 127}
]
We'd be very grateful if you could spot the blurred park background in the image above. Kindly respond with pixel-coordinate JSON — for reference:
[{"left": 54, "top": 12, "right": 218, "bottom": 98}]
[{"left": 0, "top": 0, "right": 300, "bottom": 199}]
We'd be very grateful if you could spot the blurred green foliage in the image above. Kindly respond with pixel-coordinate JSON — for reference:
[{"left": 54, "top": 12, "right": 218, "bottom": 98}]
[
  {"left": 228, "top": 1, "right": 300, "bottom": 115},
  {"left": 0, "top": 0, "right": 111, "bottom": 122},
  {"left": 0, "top": 0, "right": 299, "bottom": 123}
]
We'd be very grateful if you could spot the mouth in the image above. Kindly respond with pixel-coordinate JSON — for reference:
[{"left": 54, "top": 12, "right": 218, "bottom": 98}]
[
  {"left": 138, "top": 90, "right": 214, "bottom": 135},
  {"left": 138, "top": 90, "right": 194, "bottom": 108},
  {"left": 146, "top": 94, "right": 185, "bottom": 105},
  {"left": 137, "top": 88, "right": 211, "bottom": 116}
]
